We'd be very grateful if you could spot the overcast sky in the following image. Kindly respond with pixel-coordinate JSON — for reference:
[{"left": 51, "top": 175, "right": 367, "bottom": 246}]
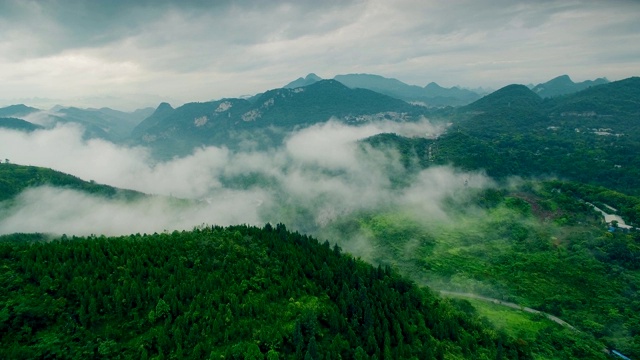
[{"left": 1, "top": 0, "right": 639, "bottom": 110}]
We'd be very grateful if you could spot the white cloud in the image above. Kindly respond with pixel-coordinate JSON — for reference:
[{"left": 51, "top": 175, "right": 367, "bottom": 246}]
[
  {"left": 0, "top": 118, "right": 489, "bottom": 236},
  {"left": 0, "top": 186, "right": 267, "bottom": 236}
]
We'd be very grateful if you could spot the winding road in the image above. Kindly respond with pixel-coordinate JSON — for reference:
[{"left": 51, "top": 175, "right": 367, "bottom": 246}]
[{"left": 437, "top": 290, "right": 577, "bottom": 330}]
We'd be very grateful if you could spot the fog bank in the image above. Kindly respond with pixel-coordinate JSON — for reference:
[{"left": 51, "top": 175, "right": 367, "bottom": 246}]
[{"left": 0, "top": 119, "right": 488, "bottom": 236}]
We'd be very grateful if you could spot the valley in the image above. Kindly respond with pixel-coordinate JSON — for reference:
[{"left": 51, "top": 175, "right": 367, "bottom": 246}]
[{"left": 1, "top": 74, "right": 639, "bottom": 359}]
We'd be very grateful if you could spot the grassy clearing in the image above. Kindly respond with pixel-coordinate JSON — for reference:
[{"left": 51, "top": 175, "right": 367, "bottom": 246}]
[{"left": 461, "top": 298, "right": 552, "bottom": 339}]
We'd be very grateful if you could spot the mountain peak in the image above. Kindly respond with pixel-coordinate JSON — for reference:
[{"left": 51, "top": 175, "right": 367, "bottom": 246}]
[
  {"left": 532, "top": 75, "right": 609, "bottom": 98},
  {"left": 156, "top": 102, "right": 173, "bottom": 110},
  {"left": 152, "top": 102, "right": 174, "bottom": 116},
  {"left": 304, "top": 73, "right": 321, "bottom": 81},
  {"left": 284, "top": 73, "right": 323, "bottom": 89},
  {"left": 0, "top": 104, "right": 40, "bottom": 118},
  {"left": 546, "top": 75, "right": 574, "bottom": 86},
  {"left": 424, "top": 82, "right": 444, "bottom": 90},
  {"left": 464, "top": 84, "right": 541, "bottom": 112}
]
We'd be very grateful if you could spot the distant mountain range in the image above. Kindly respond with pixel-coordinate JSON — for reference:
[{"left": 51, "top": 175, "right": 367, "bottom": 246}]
[
  {"left": 368, "top": 76, "right": 640, "bottom": 195},
  {"left": 531, "top": 75, "right": 609, "bottom": 98},
  {"left": 131, "top": 79, "right": 426, "bottom": 157},
  {"left": 282, "top": 73, "right": 609, "bottom": 108},
  {"left": 0, "top": 105, "right": 154, "bottom": 142},
  {"left": 284, "top": 73, "right": 482, "bottom": 107},
  {"left": 0, "top": 73, "right": 629, "bottom": 160}
]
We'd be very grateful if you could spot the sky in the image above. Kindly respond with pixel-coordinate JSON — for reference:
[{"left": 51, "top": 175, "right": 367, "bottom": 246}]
[{"left": 1, "top": 0, "right": 639, "bottom": 110}]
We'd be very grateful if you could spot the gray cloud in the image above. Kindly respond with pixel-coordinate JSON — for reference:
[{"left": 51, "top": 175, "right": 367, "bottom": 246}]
[{"left": 1, "top": 0, "right": 639, "bottom": 109}]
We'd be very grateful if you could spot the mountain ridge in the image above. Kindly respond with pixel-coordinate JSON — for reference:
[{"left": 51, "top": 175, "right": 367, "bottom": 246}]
[{"left": 531, "top": 74, "right": 609, "bottom": 98}]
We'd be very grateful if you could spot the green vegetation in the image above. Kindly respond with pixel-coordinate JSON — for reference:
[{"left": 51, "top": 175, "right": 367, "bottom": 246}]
[
  {"left": 0, "top": 163, "right": 142, "bottom": 202},
  {"left": 3, "top": 76, "right": 640, "bottom": 358},
  {"left": 367, "top": 77, "right": 640, "bottom": 195},
  {"left": 321, "top": 182, "right": 640, "bottom": 358},
  {"left": 0, "top": 224, "right": 530, "bottom": 359},
  {"left": 448, "top": 298, "right": 604, "bottom": 360}
]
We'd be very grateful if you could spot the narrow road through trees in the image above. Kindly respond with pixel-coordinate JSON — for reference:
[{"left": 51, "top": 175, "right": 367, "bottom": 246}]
[{"left": 438, "top": 290, "right": 576, "bottom": 330}]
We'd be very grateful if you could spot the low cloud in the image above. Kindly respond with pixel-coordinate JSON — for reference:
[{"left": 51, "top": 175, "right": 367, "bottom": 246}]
[
  {"left": 0, "top": 118, "right": 487, "bottom": 237},
  {"left": 0, "top": 186, "right": 267, "bottom": 236}
]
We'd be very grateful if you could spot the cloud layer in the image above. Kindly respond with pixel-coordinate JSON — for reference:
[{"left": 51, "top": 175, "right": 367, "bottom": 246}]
[
  {"left": 0, "top": 119, "right": 488, "bottom": 236},
  {"left": 1, "top": 0, "right": 639, "bottom": 109}
]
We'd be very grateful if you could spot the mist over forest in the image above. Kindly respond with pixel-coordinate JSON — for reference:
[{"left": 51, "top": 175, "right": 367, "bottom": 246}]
[
  {"left": 0, "top": 118, "right": 478, "bottom": 237},
  {"left": 3, "top": 72, "right": 640, "bottom": 359},
  {"left": 3, "top": 1, "right": 640, "bottom": 358}
]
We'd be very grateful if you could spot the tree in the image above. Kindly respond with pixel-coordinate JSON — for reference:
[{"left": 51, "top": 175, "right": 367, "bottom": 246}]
[
  {"left": 293, "top": 320, "right": 304, "bottom": 359},
  {"left": 305, "top": 337, "right": 319, "bottom": 360},
  {"left": 245, "top": 343, "right": 263, "bottom": 360},
  {"left": 155, "top": 299, "right": 170, "bottom": 319},
  {"left": 266, "top": 349, "right": 280, "bottom": 360},
  {"left": 354, "top": 346, "right": 368, "bottom": 360}
]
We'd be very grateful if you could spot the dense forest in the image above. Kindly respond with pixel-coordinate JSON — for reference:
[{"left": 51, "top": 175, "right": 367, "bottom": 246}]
[
  {"left": 1, "top": 162, "right": 638, "bottom": 358},
  {"left": 320, "top": 181, "right": 640, "bottom": 358},
  {"left": 1, "top": 225, "right": 533, "bottom": 359}
]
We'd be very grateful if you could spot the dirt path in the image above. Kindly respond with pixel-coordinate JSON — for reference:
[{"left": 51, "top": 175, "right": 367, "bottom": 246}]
[{"left": 438, "top": 290, "right": 577, "bottom": 330}]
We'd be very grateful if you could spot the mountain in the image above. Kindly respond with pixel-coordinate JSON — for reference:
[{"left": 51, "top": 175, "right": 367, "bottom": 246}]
[
  {"left": 334, "top": 73, "right": 481, "bottom": 106},
  {"left": 132, "top": 80, "right": 427, "bottom": 157},
  {"left": 90, "top": 106, "right": 154, "bottom": 125},
  {"left": 130, "top": 98, "right": 253, "bottom": 157},
  {"left": 283, "top": 73, "right": 322, "bottom": 88},
  {"left": 0, "top": 104, "right": 40, "bottom": 118},
  {"left": 249, "top": 79, "right": 419, "bottom": 125},
  {"left": 531, "top": 75, "right": 609, "bottom": 98},
  {"left": 546, "top": 76, "right": 640, "bottom": 115},
  {"left": 461, "top": 84, "right": 543, "bottom": 113},
  {"left": 0, "top": 117, "right": 43, "bottom": 132},
  {"left": 334, "top": 73, "right": 422, "bottom": 96},
  {"left": 49, "top": 106, "right": 151, "bottom": 141},
  {"left": 129, "top": 102, "right": 175, "bottom": 139},
  {"left": 370, "top": 77, "right": 640, "bottom": 195},
  {"left": 0, "top": 104, "right": 154, "bottom": 142}
]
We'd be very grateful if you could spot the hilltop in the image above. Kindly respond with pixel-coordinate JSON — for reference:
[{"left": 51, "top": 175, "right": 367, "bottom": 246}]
[
  {"left": 0, "top": 163, "right": 143, "bottom": 202},
  {"left": 0, "top": 224, "right": 531, "bottom": 359}
]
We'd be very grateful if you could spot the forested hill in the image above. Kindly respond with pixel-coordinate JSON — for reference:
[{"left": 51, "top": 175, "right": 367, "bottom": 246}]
[
  {"left": 0, "top": 225, "right": 530, "bottom": 359},
  {"left": 368, "top": 77, "right": 640, "bottom": 195},
  {"left": 0, "top": 163, "right": 142, "bottom": 202}
]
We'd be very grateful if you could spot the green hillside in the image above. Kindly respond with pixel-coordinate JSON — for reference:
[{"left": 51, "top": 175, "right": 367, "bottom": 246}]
[
  {"left": 0, "top": 163, "right": 142, "bottom": 202},
  {"left": 0, "top": 224, "right": 531, "bottom": 359},
  {"left": 318, "top": 180, "right": 640, "bottom": 358},
  {"left": 372, "top": 77, "right": 640, "bottom": 195}
]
